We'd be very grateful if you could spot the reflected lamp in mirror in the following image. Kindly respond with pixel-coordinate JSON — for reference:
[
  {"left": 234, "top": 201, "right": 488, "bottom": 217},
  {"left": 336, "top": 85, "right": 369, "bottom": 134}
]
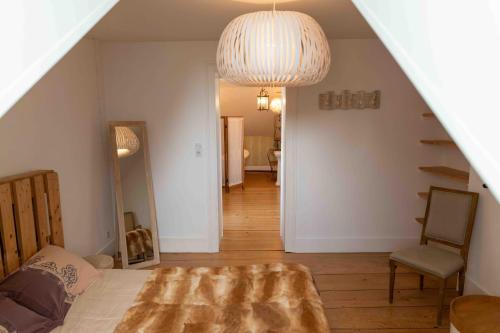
[
  {"left": 270, "top": 97, "right": 282, "bottom": 114},
  {"left": 257, "top": 88, "right": 270, "bottom": 111},
  {"left": 115, "top": 126, "right": 140, "bottom": 158}
]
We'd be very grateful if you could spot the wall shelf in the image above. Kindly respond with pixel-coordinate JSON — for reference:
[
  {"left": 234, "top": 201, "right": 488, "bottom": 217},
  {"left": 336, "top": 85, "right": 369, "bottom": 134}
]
[
  {"left": 415, "top": 217, "right": 425, "bottom": 224},
  {"left": 420, "top": 139, "right": 456, "bottom": 146},
  {"left": 418, "top": 166, "right": 469, "bottom": 182},
  {"left": 422, "top": 112, "right": 436, "bottom": 118}
]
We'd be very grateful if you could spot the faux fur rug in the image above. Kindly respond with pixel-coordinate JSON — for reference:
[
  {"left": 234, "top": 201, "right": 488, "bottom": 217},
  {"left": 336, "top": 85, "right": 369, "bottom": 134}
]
[{"left": 114, "top": 263, "right": 329, "bottom": 332}]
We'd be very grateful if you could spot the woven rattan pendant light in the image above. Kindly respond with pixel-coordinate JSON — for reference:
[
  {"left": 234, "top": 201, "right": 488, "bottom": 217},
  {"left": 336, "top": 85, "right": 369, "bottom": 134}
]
[
  {"left": 217, "top": 1, "right": 331, "bottom": 87},
  {"left": 115, "top": 126, "right": 140, "bottom": 158}
]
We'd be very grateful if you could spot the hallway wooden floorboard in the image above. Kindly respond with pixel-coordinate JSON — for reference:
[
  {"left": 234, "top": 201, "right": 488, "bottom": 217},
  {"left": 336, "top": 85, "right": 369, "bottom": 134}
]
[{"left": 220, "top": 172, "right": 283, "bottom": 251}]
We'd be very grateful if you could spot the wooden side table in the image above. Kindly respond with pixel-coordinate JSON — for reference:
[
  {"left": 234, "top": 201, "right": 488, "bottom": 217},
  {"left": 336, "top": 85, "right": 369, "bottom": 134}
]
[{"left": 450, "top": 295, "right": 500, "bottom": 333}]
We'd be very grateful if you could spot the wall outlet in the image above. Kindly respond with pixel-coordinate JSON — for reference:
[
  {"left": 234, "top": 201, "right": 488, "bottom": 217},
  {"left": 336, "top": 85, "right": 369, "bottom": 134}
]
[{"left": 195, "top": 143, "right": 202, "bottom": 157}]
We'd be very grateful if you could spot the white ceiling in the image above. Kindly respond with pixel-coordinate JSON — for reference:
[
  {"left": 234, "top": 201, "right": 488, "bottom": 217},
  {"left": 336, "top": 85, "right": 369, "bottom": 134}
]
[{"left": 88, "top": 0, "right": 375, "bottom": 41}]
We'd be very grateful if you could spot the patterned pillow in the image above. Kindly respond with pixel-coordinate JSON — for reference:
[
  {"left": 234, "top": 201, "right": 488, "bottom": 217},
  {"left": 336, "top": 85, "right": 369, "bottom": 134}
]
[
  {"left": 0, "top": 295, "right": 58, "bottom": 333},
  {"left": 0, "top": 245, "right": 101, "bottom": 322},
  {"left": 24, "top": 245, "right": 102, "bottom": 297}
]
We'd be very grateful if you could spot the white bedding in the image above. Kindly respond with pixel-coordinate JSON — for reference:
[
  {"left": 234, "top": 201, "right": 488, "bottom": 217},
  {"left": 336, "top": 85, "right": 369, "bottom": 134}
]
[{"left": 51, "top": 269, "right": 150, "bottom": 333}]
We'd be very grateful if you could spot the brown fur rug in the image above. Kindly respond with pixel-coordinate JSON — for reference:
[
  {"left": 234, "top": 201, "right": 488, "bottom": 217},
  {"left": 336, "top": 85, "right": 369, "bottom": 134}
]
[{"left": 114, "top": 263, "right": 329, "bottom": 332}]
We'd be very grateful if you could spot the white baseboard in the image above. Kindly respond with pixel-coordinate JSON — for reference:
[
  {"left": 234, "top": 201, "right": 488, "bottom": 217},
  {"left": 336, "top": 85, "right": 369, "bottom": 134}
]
[
  {"left": 464, "top": 276, "right": 489, "bottom": 295},
  {"left": 159, "top": 237, "right": 216, "bottom": 253},
  {"left": 96, "top": 238, "right": 116, "bottom": 255},
  {"left": 245, "top": 165, "right": 271, "bottom": 171},
  {"left": 292, "top": 237, "right": 419, "bottom": 253}
]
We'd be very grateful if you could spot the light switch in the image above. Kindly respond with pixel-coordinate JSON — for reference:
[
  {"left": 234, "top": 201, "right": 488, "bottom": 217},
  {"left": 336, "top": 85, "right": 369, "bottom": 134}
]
[{"left": 195, "top": 143, "right": 202, "bottom": 157}]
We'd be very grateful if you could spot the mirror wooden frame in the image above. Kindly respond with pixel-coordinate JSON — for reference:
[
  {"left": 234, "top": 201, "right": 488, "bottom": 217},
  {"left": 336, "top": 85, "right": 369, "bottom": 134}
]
[{"left": 109, "top": 121, "right": 160, "bottom": 269}]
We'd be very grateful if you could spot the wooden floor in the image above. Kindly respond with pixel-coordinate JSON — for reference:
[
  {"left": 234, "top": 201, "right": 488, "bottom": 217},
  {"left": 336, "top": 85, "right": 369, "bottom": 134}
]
[
  {"left": 159, "top": 251, "right": 455, "bottom": 332},
  {"left": 158, "top": 171, "right": 456, "bottom": 331},
  {"left": 220, "top": 172, "right": 283, "bottom": 251}
]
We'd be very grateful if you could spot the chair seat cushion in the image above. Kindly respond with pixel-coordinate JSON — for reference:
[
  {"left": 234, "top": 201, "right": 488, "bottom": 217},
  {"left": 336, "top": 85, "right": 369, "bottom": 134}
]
[{"left": 390, "top": 245, "right": 464, "bottom": 278}]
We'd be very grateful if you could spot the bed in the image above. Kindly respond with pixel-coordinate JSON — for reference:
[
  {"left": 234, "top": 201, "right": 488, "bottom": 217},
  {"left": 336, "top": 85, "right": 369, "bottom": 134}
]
[
  {"left": 51, "top": 269, "right": 150, "bottom": 332},
  {"left": 0, "top": 170, "right": 329, "bottom": 332}
]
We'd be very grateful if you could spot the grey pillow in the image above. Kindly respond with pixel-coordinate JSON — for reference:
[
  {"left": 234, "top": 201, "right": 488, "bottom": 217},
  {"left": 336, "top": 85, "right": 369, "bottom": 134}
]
[{"left": 0, "top": 295, "right": 58, "bottom": 333}]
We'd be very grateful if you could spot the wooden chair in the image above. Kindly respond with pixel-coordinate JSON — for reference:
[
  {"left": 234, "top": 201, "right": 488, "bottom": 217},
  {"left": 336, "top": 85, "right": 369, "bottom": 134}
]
[{"left": 389, "top": 186, "right": 479, "bottom": 326}]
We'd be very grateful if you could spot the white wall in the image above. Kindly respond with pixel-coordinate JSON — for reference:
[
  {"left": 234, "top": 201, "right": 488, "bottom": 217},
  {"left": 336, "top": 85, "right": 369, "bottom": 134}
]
[
  {"left": 465, "top": 169, "right": 500, "bottom": 295},
  {"left": 352, "top": 0, "right": 500, "bottom": 203},
  {"left": 285, "top": 39, "right": 459, "bottom": 252},
  {"left": 0, "top": 39, "right": 114, "bottom": 256},
  {"left": 100, "top": 39, "right": 466, "bottom": 253},
  {"left": 99, "top": 41, "right": 218, "bottom": 252},
  {"left": 0, "top": 0, "right": 117, "bottom": 118}
]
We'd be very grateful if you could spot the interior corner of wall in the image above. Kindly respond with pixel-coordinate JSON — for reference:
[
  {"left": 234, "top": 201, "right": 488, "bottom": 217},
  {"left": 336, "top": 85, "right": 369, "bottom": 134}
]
[
  {"left": 464, "top": 275, "right": 489, "bottom": 295},
  {"left": 96, "top": 237, "right": 116, "bottom": 255}
]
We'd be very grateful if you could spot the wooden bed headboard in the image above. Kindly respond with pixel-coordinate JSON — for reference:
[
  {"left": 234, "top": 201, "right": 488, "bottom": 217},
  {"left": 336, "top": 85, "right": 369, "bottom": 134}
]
[{"left": 0, "top": 170, "right": 64, "bottom": 278}]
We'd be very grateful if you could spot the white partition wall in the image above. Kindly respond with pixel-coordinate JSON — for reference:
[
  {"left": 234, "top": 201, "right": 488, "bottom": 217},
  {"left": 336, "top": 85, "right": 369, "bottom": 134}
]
[
  {"left": 221, "top": 116, "right": 244, "bottom": 190},
  {"left": 227, "top": 117, "right": 244, "bottom": 187}
]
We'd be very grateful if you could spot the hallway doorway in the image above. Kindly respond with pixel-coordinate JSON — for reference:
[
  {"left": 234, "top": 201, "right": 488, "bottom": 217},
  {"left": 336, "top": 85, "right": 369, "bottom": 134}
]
[{"left": 212, "top": 78, "right": 285, "bottom": 252}]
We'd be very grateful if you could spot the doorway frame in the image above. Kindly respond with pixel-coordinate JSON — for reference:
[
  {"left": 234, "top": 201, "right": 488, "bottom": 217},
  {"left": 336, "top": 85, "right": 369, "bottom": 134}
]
[{"left": 207, "top": 65, "right": 289, "bottom": 252}]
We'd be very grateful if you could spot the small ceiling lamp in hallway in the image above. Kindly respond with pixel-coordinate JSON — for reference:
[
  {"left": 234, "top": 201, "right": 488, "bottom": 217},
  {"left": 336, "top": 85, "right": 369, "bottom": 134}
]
[
  {"left": 270, "top": 97, "right": 282, "bottom": 114},
  {"left": 257, "top": 88, "right": 270, "bottom": 111},
  {"left": 217, "top": 1, "right": 331, "bottom": 87}
]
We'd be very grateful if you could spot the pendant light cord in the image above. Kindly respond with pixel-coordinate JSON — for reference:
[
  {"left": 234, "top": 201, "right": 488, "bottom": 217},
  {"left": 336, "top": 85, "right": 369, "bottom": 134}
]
[{"left": 271, "top": 0, "right": 276, "bottom": 87}]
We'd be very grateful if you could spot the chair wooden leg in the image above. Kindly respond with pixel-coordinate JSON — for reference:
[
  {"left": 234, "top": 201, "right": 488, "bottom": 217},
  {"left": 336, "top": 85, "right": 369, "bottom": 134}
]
[
  {"left": 389, "top": 260, "right": 396, "bottom": 304},
  {"left": 419, "top": 274, "right": 424, "bottom": 290},
  {"left": 458, "top": 269, "right": 465, "bottom": 296},
  {"left": 436, "top": 278, "right": 446, "bottom": 327}
]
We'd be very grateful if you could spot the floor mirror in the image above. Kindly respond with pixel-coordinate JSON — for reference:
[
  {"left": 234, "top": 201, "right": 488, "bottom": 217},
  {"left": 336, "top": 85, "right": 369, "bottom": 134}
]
[{"left": 109, "top": 121, "right": 160, "bottom": 269}]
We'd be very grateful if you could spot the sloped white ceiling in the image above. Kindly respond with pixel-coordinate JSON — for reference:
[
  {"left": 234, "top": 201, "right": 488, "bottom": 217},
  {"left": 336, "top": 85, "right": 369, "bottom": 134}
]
[
  {"left": 0, "top": 0, "right": 118, "bottom": 119},
  {"left": 88, "top": 0, "right": 375, "bottom": 41},
  {"left": 353, "top": 0, "right": 500, "bottom": 202}
]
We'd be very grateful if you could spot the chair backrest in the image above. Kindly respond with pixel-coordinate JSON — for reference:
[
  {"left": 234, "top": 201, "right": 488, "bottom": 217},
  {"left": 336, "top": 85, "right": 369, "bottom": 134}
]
[{"left": 421, "top": 186, "right": 479, "bottom": 262}]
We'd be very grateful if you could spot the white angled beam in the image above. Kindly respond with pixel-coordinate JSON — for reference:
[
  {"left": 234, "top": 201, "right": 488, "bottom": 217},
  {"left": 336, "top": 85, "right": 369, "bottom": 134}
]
[{"left": 0, "top": 0, "right": 118, "bottom": 118}]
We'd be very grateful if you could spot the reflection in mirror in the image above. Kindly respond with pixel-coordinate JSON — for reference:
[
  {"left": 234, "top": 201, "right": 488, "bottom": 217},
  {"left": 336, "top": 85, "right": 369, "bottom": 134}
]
[{"left": 110, "top": 122, "right": 159, "bottom": 269}]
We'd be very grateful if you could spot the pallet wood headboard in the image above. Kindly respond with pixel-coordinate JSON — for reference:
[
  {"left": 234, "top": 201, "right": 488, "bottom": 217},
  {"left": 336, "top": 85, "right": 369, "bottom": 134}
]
[{"left": 0, "top": 170, "right": 64, "bottom": 278}]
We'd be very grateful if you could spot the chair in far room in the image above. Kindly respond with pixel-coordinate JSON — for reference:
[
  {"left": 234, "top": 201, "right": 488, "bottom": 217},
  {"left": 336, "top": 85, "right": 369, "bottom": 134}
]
[
  {"left": 389, "top": 186, "right": 479, "bottom": 326},
  {"left": 267, "top": 148, "right": 278, "bottom": 180}
]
